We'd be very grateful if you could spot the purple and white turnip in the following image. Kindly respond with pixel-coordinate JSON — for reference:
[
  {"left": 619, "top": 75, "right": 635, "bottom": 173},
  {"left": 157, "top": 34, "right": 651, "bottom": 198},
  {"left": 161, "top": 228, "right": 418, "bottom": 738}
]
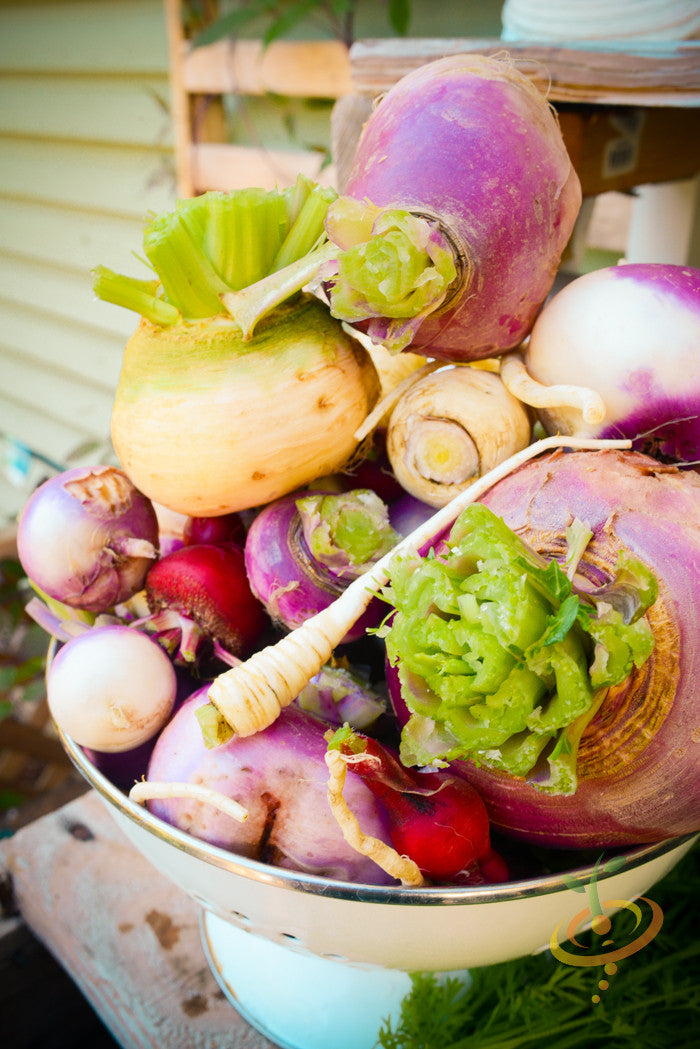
[
  {"left": 17, "top": 465, "right": 158, "bottom": 613},
  {"left": 144, "top": 692, "right": 395, "bottom": 884},
  {"left": 243, "top": 488, "right": 395, "bottom": 642},
  {"left": 386, "top": 448, "right": 700, "bottom": 849},
  {"left": 325, "top": 53, "right": 582, "bottom": 358},
  {"left": 507, "top": 263, "right": 700, "bottom": 465}
]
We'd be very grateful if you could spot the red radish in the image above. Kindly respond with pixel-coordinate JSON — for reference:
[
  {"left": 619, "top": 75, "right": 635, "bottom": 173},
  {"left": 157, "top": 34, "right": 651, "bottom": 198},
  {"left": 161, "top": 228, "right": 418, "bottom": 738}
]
[
  {"left": 183, "top": 512, "right": 247, "bottom": 548},
  {"left": 144, "top": 543, "right": 269, "bottom": 665},
  {"left": 328, "top": 727, "right": 508, "bottom": 884},
  {"left": 327, "top": 53, "right": 581, "bottom": 359}
]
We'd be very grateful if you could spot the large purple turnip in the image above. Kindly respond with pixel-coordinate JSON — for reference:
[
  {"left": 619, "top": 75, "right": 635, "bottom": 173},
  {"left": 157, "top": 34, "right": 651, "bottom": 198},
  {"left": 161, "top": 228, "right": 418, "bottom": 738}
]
[
  {"left": 145, "top": 692, "right": 395, "bottom": 884},
  {"left": 327, "top": 53, "right": 581, "bottom": 359},
  {"left": 434, "top": 449, "right": 700, "bottom": 847}
]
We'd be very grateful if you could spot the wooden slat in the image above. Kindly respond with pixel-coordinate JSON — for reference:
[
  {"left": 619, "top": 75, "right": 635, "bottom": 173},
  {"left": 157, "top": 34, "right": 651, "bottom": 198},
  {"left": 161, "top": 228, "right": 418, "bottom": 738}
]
[
  {"left": 0, "top": 198, "right": 153, "bottom": 276},
  {"left": 0, "top": 256, "right": 137, "bottom": 340},
  {"left": 0, "top": 139, "right": 174, "bottom": 218},
  {"left": 0, "top": 397, "right": 111, "bottom": 472},
  {"left": 0, "top": 300, "right": 125, "bottom": 390},
  {"left": 0, "top": 0, "right": 169, "bottom": 75},
  {"left": 182, "top": 38, "right": 353, "bottom": 99},
  {"left": 165, "top": 0, "right": 348, "bottom": 197},
  {"left": 0, "top": 791, "right": 277, "bottom": 1049},
  {"left": 0, "top": 1, "right": 177, "bottom": 529},
  {"left": 0, "top": 359, "right": 114, "bottom": 441},
  {"left": 348, "top": 38, "right": 700, "bottom": 106}
]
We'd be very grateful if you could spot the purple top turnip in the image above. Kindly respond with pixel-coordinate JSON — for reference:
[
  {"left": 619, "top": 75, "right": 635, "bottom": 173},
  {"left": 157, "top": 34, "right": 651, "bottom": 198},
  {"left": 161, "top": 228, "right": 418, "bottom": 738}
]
[
  {"left": 461, "top": 449, "right": 700, "bottom": 847},
  {"left": 328, "top": 54, "right": 581, "bottom": 359},
  {"left": 146, "top": 694, "right": 395, "bottom": 884},
  {"left": 522, "top": 263, "right": 700, "bottom": 465},
  {"left": 243, "top": 489, "right": 392, "bottom": 642},
  {"left": 17, "top": 465, "right": 158, "bottom": 613}
]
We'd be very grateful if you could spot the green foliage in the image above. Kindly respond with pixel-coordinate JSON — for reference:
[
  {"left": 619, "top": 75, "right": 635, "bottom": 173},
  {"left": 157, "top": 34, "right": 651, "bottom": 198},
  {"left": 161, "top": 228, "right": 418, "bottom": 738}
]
[
  {"left": 190, "top": 1, "right": 411, "bottom": 49},
  {"left": 377, "top": 843, "right": 700, "bottom": 1049}
]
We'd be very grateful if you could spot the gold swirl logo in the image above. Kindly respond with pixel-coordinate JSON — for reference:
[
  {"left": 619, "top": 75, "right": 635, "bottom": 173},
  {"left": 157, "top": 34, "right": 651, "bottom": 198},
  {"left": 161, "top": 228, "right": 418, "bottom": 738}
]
[{"left": 550, "top": 855, "right": 664, "bottom": 1003}]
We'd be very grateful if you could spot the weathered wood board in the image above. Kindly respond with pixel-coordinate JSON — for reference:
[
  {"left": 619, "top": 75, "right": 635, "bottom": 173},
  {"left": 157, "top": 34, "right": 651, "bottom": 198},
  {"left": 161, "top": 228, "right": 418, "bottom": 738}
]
[{"left": 1, "top": 791, "right": 277, "bottom": 1049}]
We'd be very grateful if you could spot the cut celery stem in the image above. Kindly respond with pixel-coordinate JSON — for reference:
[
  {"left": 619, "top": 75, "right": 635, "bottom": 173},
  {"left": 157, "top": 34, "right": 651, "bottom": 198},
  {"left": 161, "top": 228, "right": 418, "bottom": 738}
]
[
  {"left": 143, "top": 210, "right": 230, "bottom": 317},
  {"left": 222, "top": 240, "right": 339, "bottom": 339},
  {"left": 286, "top": 173, "right": 314, "bottom": 224},
  {"left": 273, "top": 185, "right": 338, "bottom": 271},
  {"left": 205, "top": 190, "right": 291, "bottom": 291},
  {"left": 92, "top": 266, "right": 180, "bottom": 326}
]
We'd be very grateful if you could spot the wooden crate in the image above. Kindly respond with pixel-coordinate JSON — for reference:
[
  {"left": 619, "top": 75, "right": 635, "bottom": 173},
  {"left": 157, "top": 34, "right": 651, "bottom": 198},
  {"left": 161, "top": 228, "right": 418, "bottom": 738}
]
[
  {"left": 164, "top": 0, "right": 351, "bottom": 196},
  {"left": 165, "top": 9, "right": 700, "bottom": 201}
]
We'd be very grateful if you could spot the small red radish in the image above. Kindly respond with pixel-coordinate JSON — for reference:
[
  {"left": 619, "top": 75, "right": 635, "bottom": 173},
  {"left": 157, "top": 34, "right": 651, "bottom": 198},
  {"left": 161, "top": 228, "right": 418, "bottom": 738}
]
[
  {"left": 144, "top": 543, "right": 269, "bottom": 665},
  {"left": 182, "top": 512, "right": 247, "bottom": 548},
  {"left": 328, "top": 727, "right": 508, "bottom": 884}
]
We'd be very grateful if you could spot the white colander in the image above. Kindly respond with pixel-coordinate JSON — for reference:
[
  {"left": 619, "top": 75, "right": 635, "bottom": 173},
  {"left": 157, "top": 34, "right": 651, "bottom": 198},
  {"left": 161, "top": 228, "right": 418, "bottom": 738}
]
[{"left": 58, "top": 728, "right": 696, "bottom": 1049}]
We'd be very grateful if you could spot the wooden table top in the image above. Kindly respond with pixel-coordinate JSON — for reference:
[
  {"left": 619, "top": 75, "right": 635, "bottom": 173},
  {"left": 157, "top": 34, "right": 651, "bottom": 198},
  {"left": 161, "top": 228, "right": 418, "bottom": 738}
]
[{"left": 1, "top": 790, "right": 277, "bottom": 1049}]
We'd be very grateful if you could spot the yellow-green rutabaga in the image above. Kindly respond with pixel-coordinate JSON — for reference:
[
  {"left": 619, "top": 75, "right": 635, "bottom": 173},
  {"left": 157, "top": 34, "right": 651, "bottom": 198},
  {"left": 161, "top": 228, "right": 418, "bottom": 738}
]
[
  {"left": 95, "top": 181, "right": 381, "bottom": 516},
  {"left": 111, "top": 301, "right": 379, "bottom": 516}
]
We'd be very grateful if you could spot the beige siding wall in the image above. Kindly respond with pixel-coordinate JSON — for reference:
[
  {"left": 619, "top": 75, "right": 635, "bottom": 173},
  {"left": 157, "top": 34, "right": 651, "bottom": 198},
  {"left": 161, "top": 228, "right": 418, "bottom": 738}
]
[{"left": 0, "top": 0, "right": 176, "bottom": 526}]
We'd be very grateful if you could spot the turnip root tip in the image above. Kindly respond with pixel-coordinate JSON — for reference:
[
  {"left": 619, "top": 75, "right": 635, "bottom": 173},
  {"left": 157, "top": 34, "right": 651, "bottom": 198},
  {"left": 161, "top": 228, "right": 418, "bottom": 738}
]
[
  {"left": 129, "top": 780, "right": 249, "bottom": 824},
  {"left": 325, "top": 749, "right": 425, "bottom": 887},
  {"left": 500, "top": 352, "right": 606, "bottom": 426}
]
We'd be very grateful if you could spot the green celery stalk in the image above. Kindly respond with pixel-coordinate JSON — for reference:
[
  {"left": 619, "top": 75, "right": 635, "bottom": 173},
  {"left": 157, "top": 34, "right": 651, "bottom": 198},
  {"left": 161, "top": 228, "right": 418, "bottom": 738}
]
[
  {"left": 273, "top": 183, "right": 338, "bottom": 271},
  {"left": 91, "top": 266, "right": 180, "bottom": 326},
  {"left": 143, "top": 208, "right": 229, "bottom": 317},
  {"left": 94, "top": 181, "right": 341, "bottom": 328},
  {"left": 204, "top": 189, "right": 291, "bottom": 290}
]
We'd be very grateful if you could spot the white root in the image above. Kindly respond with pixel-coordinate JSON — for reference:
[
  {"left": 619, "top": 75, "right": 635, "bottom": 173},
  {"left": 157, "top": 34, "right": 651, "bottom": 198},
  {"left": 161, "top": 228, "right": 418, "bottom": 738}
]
[
  {"left": 500, "top": 351, "right": 606, "bottom": 425},
  {"left": 385, "top": 366, "right": 532, "bottom": 507},
  {"left": 325, "top": 750, "right": 425, "bottom": 886},
  {"left": 207, "top": 435, "right": 632, "bottom": 737},
  {"left": 129, "top": 780, "right": 249, "bottom": 823},
  {"left": 352, "top": 356, "right": 441, "bottom": 442}
]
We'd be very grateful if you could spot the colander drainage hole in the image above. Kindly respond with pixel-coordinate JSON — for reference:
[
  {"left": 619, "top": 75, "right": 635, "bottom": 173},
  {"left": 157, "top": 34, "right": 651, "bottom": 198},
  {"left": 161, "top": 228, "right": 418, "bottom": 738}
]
[
  {"left": 280, "top": 932, "right": 300, "bottom": 942},
  {"left": 229, "top": 910, "right": 252, "bottom": 926}
]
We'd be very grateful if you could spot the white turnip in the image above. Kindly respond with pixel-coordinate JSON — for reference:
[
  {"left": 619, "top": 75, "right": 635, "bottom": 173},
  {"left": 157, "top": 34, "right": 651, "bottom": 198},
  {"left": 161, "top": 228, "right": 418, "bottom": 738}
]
[
  {"left": 47, "top": 625, "right": 177, "bottom": 752},
  {"left": 513, "top": 263, "right": 700, "bottom": 464}
]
